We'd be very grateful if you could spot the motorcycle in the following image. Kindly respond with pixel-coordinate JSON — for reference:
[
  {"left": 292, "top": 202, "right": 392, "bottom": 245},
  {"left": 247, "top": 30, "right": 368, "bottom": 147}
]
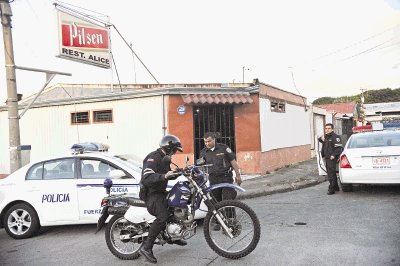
[{"left": 96, "top": 156, "right": 261, "bottom": 260}]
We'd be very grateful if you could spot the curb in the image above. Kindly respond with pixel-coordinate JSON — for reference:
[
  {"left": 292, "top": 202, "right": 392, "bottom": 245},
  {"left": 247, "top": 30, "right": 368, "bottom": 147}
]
[{"left": 237, "top": 177, "right": 326, "bottom": 200}]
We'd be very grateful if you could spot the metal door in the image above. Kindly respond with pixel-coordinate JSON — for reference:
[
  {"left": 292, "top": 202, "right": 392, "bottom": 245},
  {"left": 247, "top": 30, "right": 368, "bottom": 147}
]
[{"left": 193, "top": 105, "right": 236, "bottom": 159}]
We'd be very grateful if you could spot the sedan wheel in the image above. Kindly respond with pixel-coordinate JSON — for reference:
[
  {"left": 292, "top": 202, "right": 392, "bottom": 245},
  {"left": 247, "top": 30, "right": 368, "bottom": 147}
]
[{"left": 4, "top": 203, "right": 40, "bottom": 239}]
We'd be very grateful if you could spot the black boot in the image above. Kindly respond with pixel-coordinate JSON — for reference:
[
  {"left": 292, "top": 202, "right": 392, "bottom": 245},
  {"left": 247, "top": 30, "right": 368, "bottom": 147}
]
[
  {"left": 140, "top": 239, "right": 157, "bottom": 264},
  {"left": 169, "top": 239, "right": 187, "bottom": 246}
]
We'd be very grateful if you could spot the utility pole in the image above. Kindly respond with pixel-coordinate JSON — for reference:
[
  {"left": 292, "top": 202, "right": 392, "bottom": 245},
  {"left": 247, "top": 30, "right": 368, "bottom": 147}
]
[
  {"left": 1, "top": 1, "right": 21, "bottom": 173},
  {"left": 242, "top": 66, "right": 249, "bottom": 83}
]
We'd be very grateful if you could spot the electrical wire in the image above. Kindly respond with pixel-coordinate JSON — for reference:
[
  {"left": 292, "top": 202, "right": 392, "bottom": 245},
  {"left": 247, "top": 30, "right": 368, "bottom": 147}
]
[
  {"left": 110, "top": 51, "right": 122, "bottom": 92},
  {"left": 291, "top": 23, "right": 400, "bottom": 69},
  {"left": 339, "top": 35, "right": 400, "bottom": 62},
  {"left": 289, "top": 69, "right": 307, "bottom": 109}
]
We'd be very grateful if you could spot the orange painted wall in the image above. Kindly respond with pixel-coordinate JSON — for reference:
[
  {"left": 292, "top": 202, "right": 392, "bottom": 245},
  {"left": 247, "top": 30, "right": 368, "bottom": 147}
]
[
  {"left": 167, "top": 95, "right": 195, "bottom": 166},
  {"left": 234, "top": 95, "right": 262, "bottom": 173},
  {"left": 259, "top": 145, "right": 311, "bottom": 174}
]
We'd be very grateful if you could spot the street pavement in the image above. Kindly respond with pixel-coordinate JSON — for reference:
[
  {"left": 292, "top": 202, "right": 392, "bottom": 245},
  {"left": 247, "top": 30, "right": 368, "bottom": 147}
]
[{"left": 238, "top": 157, "right": 326, "bottom": 200}]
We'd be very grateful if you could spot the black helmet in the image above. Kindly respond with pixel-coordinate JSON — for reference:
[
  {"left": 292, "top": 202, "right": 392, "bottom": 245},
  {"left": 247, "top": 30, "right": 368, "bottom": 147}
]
[{"left": 159, "top": 134, "right": 183, "bottom": 154}]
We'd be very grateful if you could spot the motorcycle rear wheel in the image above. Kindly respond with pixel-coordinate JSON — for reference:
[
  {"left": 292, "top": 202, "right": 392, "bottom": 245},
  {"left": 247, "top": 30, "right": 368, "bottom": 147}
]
[
  {"left": 105, "top": 215, "right": 142, "bottom": 260},
  {"left": 204, "top": 200, "right": 261, "bottom": 259}
]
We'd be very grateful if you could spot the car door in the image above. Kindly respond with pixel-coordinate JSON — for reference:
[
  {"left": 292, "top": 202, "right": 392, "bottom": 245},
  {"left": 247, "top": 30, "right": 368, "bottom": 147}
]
[
  {"left": 26, "top": 158, "right": 79, "bottom": 223},
  {"left": 76, "top": 158, "right": 139, "bottom": 222}
]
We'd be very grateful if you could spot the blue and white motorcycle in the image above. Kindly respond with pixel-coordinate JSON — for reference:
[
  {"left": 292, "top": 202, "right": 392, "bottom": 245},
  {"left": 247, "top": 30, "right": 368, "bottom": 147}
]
[{"left": 96, "top": 157, "right": 260, "bottom": 260}]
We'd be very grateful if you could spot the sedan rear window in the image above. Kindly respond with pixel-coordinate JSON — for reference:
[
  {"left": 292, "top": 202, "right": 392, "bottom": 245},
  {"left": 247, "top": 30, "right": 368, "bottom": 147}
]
[{"left": 348, "top": 132, "right": 400, "bottom": 149}]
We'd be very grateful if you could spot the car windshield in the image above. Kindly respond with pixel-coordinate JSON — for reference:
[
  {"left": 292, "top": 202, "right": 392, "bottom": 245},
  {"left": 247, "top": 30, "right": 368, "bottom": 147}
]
[
  {"left": 347, "top": 132, "right": 400, "bottom": 149},
  {"left": 113, "top": 154, "right": 143, "bottom": 173}
]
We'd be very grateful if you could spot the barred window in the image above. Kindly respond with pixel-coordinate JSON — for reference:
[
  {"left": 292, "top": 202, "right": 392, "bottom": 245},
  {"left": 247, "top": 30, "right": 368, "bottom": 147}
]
[
  {"left": 71, "top": 111, "right": 89, "bottom": 124},
  {"left": 93, "top": 110, "right": 113, "bottom": 123},
  {"left": 270, "top": 101, "right": 285, "bottom": 113}
]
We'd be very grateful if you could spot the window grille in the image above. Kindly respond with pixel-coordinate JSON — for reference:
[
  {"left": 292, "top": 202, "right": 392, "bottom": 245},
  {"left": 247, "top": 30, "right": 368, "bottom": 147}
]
[
  {"left": 270, "top": 101, "right": 285, "bottom": 113},
  {"left": 93, "top": 110, "right": 113, "bottom": 123},
  {"left": 71, "top": 112, "right": 89, "bottom": 124}
]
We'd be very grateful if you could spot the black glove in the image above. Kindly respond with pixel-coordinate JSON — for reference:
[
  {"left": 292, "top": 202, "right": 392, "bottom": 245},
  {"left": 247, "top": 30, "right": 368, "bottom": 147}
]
[{"left": 165, "top": 171, "right": 179, "bottom": 180}]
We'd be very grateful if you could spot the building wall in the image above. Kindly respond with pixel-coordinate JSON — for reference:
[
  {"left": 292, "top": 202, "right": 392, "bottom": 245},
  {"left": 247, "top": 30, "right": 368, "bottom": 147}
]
[
  {"left": 260, "top": 145, "right": 311, "bottom": 173},
  {"left": 259, "top": 99, "right": 310, "bottom": 151},
  {"left": 0, "top": 96, "right": 165, "bottom": 174},
  {"left": 166, "top": 94, "right": 263, "bottom": 174},
  {"left": 258, "top": 84, "right": 311, "bottom": 174},
  {"left": 167, "top": 95, "right": 195, "bottom": 166},
  {"left": 235, "top": 95, "right": 262, "bottom": 174},
  {"left": 0, "top": 111, "right": 10, "bottom": 174}
]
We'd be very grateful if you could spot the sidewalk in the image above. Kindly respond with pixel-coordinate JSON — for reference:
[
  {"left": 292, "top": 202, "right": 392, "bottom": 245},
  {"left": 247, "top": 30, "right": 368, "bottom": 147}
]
[{"left": 237, "top": 158, "right": 326, "bottom": 200}]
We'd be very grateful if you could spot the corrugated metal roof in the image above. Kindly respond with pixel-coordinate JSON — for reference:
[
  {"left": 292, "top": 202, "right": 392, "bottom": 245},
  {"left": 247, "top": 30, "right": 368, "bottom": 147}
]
[
  {"left": 182, "top": 94, "right": 254, "bottom": 104},
  {"left": 364, "top": 101, "right": 400, "bottom": 115}
]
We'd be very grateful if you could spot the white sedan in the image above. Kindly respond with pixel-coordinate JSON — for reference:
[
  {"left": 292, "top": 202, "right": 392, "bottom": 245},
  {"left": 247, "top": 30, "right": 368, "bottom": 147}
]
[
  {"left": 339, "top": 130, "right": 400, "bottom": 192},
  {"left": 0, "top": 152, "right": 206, "bottom": 239}
]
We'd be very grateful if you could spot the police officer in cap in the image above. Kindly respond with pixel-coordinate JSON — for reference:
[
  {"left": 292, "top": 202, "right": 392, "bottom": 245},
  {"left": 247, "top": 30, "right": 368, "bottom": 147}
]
[
  {"left": 200, "top": 132, "right": 242, "bottom": 202},
  {"left": 318, "top": 123, "right": 343, "bottom": 195},
  {"left": 139, "top": 134, "right": 187, "bottom": 264}
]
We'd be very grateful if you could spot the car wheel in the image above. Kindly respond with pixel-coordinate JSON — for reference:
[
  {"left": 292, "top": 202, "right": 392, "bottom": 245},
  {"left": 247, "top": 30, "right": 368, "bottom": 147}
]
[{"left": 4, "top": 203, "right": 40, "bottom": 239}]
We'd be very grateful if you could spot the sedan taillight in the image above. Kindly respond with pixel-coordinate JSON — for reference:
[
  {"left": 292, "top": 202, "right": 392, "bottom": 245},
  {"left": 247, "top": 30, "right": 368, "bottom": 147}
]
[{"left": 340, "top": 154, "right": 352, "bottom": 168}]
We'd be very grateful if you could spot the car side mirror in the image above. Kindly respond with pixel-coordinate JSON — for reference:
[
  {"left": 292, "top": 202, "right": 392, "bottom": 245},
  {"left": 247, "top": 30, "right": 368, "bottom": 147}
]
[{"left": 109, "top": 169, "right": 126, "bottom": 179}]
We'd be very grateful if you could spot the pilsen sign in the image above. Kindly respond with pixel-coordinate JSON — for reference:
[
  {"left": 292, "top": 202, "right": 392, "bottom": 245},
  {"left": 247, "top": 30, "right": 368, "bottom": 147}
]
[{"left": 57, "top": 11, "right": 110, "bottom": 68}]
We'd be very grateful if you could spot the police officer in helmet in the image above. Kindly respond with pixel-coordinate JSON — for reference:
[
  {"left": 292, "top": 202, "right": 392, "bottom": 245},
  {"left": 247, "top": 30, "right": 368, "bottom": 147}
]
[{"left": 139, "top": 134, "right": 187, "bottom": 264}]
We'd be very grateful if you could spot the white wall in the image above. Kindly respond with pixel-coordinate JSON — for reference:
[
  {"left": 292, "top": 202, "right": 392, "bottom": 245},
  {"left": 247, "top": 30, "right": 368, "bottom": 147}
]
[
  {"left": 0, "top": 96, "right": 164, "bottom": 174},
  {"left": 260, "top": 98, "right": 311, "bottom": 152},
  {"left": 0, "top": 111, "right": 10, "bottom": 173}
]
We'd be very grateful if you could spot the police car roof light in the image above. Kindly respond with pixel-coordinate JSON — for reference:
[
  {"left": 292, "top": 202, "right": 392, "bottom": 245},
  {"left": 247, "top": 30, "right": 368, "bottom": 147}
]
[{"left": 71, "top": 142, "right": 109, "bottom": 154}]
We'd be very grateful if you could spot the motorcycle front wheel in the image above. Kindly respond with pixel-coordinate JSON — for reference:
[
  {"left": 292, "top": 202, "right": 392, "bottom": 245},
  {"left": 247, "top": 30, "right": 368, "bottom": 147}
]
[
  {"left": 105, "top": 215, "right": 142, "bottom": 260},
  {"left": 204, "top": 200, "right": 261, "bottom": 259}
]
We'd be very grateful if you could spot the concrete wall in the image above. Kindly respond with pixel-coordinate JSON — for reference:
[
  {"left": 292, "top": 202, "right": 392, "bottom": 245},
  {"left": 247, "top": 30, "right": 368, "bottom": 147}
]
[
  {"left": 235, "top": 95, "right": 262, "bottom": 174},
  {"left": 257, "top": 83, "right": 311, "bottom": 174}
]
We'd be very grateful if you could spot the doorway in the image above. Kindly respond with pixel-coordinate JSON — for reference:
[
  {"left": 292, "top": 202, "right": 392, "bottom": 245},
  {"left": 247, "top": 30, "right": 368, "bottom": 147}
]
[{"left": 193, "top": 105, "right": 236, "bottom": 159}]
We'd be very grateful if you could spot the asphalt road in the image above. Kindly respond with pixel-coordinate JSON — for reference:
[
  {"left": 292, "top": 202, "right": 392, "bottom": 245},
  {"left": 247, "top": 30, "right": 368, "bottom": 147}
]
[{"left": 1, "top": 182, "right": 399, "bottom": 266}]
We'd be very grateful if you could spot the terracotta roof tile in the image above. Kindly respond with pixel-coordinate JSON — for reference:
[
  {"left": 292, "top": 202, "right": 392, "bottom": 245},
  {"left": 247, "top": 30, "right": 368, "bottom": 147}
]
[{"left": 182, "top": 94, "right": 253, "bottom": 105}]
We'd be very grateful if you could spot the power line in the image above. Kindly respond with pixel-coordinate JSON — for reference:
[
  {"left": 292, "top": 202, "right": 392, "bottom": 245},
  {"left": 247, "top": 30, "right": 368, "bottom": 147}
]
[{"left": 291, "top": 23, "right": 400, "bottom": 69}]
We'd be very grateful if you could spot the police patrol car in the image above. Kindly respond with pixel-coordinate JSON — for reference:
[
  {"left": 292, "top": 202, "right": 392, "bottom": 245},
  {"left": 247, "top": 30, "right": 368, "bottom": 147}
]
[
  {"left": 0, "top": 143, "right": 206, "bottom": 239},
  {"left": 339, "top": 123, "right": 400, "bottom": 192}
]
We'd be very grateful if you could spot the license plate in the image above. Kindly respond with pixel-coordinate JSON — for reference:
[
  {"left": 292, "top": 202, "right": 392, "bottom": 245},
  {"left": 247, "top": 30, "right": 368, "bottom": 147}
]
[{"left": 372, "top": 157, "right": 390, "bottom": 165}]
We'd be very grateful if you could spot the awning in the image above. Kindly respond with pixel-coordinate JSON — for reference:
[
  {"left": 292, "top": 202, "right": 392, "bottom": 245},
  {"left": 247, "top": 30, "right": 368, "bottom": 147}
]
[{"left": 182, "top": 94, "right": 253, "bottom": 105}]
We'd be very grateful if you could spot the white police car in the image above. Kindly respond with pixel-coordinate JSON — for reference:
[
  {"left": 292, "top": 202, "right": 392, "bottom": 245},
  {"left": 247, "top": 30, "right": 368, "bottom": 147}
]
[
  {"left": 0, "top": 143, "right": 206, "bottom": 239},
  {"left": 339, "top": 124, "right": 400, "bottom": 191}
]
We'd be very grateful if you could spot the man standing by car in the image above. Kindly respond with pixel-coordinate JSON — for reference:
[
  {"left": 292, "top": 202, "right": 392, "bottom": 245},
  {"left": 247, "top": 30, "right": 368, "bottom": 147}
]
[
  {"left": 318, "top": 123, "right": 343, "bottom": 195},
  {"left": 200, "top": 132, "right": 242, "bottom": 201},
  {"left": 139, "top": 134, "right": 187, "bottom": 264}
]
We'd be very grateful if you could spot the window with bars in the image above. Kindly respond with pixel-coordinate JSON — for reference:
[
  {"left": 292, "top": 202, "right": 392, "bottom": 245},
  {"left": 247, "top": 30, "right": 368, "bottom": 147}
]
[
  {"left": 93, "top": 110, "right": 113, "bottom": 123},
  {"left": 71, "top": 111, "right": 89, "bottom": 124},
  {"left": 270, "top": 101, "right": 285, "bottom": 112}
]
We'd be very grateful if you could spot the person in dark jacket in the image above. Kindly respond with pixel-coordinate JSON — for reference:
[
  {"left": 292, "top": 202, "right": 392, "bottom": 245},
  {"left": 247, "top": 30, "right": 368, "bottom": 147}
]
[
  {"left": 200, "top": 132, "right": 242, "bottom": 202},
  {"left": 139, "top": 134, "right": 186, "bottom": 264},
  {"left": 318, "top": 123, "right": 343, "bottom": 195}
]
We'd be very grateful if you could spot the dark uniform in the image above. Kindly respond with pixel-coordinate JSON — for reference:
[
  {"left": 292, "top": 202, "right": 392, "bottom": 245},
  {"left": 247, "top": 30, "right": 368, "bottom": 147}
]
[
  {"left": 320, "top": 132, "right": 342, "bottom": 193},
  {"left": 140, "top": 148, "right": 170, "bottom": 247},
  {"left": 200, "top": 143, "right": 237, "bottom": 201}
]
